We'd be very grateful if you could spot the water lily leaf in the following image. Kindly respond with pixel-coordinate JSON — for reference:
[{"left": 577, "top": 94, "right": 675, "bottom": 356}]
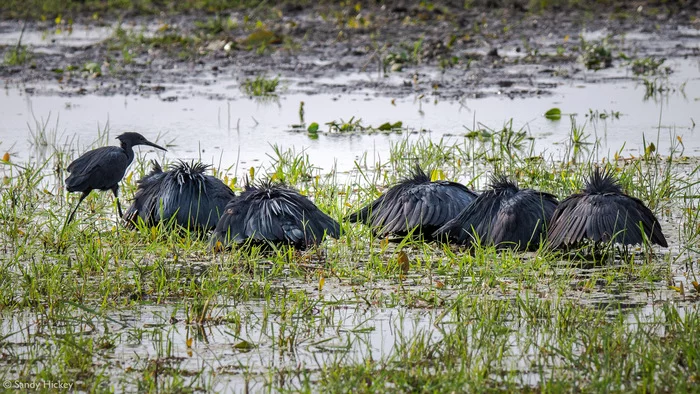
[
  {"left": 545, "top": 108, "right": 562, "bottom": 120},
  {"left": 307, "top": 122, "right": 319, "bottom": 133}
]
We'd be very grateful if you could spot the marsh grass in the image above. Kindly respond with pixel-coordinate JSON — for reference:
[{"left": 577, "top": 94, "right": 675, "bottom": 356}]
[
  {"left": 577, "top": 35, "right": 613, "bottom": 70},
  {"left": 0, "top": 115, "right": 698, "bottom": 391},
  {"left": 3, "top": 45, "right": 32, "bottom": 66},
  {"left": 630, "top": 56, "right": 670, "bottom": 77},
  {"left": 241, "top": 75, "right": 280, "bottom": 97}
]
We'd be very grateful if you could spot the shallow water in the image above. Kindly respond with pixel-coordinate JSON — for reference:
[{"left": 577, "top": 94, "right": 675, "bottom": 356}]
[
  {"left": 0, "top": 298, "right": 442, "bottom": 391},
  {"left": 1, "top": 58, "right": 698, "bottom": 178},
  {"left": 0, "top": 23, "right": 113, "bottom": 52},
  {"left": 1, "top": 284, "right": 693, "bottom": 391}
]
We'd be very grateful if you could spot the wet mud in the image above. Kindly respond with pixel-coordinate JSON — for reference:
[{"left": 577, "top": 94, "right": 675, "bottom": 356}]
[{"left": 1, "top": 3, "right": 699, "bottom": 99}]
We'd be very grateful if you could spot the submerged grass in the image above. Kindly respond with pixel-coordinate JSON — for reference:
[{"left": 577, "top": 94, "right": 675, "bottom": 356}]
[{"left": 0, "top": 115, "right": 699, "bottom": 391}]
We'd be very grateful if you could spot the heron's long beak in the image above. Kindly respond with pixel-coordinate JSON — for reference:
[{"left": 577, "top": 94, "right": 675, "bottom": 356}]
[{"left": 145, "top": 140, "right": 167, "bottom": 151}]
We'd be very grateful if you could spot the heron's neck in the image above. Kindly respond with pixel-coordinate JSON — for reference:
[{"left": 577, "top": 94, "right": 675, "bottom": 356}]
[{"left": 121, "top": 142, "right": 135, "bottom": 163}]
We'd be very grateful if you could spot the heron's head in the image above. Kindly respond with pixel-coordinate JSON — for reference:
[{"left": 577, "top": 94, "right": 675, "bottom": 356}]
[
  {"left": 117, "top": 132, "right": 167, "bottom": 152},
  {"left": 488, "top": 174, "right": 519, "bottom": 193},
  {"left": 584, "top": 167, "right": 623, "bottom": 194},
  {"left": 171, "top": 161, "right": 209, "bottom": 186},
  {"left": 404, "top": 165, "right": 430, "bottom": 184}
]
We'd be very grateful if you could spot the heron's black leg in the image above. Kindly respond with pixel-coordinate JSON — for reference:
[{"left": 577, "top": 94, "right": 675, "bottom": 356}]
[
  {"left": 65, "top": 191, "right": 90, "bottom": 226},
  {"left": 66, "top": 190, "right": 92, "bottom": 226},
  {"left": 112, "top": 186, "right": 124, "bottom": 218}
]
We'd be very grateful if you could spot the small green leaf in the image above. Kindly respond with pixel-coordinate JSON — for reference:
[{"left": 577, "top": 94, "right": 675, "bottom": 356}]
[
  {"left": 465, "top": 131, "right": 480, "bottom": 139},
  {"left": 233, "top": 340, "right": 256, "bottom": 351},
  {"left": 391, "top": 121, "right": 403, "bottom": 129},
  {"left": 307, "top": 122, "right": 319, "bottom": 133},
  {"left": 377, "top": 122, "right": 392, "bottom": 131},
  {"left": 644, "top": 142, "right": 656, "bottom": 157},
  {"left": 544, "top": 107, "right": 562, "bottom": 120}
]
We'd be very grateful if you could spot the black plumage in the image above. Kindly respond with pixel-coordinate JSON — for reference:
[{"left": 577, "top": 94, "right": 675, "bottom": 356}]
[
  {"left": 547, "top": 168, "right": 668, "bottom": 248},
  {"left": 64, "top": 132, "right": 166, "bottom": 225},
  {"left": 123, "top": 161, "right": 236, "bottom": 231},
  {"left": 346, "top": 167, "right": 478, "bottom": 239},
  {"left": 212, "top": 182, "right": 341, "bottom": 249},
  {"left": 434, "top": 175, "right": 559, "bottom": 250}
]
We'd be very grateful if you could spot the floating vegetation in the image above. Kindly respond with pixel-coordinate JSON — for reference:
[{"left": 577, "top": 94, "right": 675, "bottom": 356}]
[
  {"left": 629, "top": 56, "right": 671, "bottom": 76},
  {"left": 289, "top": 117, "right": 409, "bottom": 135},
  {"left": 544, "top": 107, "right": 562, "bottom": 120},
  {"left": 241, "top": 75, "right": 280, "bottom": 97},
  {"left": 578, "top": 35, "right": 613, "bottom": 70},
  {"left": 586, "top": 109, "right": 621, "bottom": 120}
]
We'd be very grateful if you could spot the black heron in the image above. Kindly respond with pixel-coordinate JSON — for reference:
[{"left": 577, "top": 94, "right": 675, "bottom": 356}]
[
  {"left": 64, "top": 132, "right": 166, "bottom": 225},
  {"left": 547, "top": 167, "right": 667, "bottom": 249},
  {"left": 346, "top": 166, "right": 478, "bottom": 239},
  {"left": 434, "top": 175, "right": 559, "bottom": 251},
  {"left": 123, "top": 160, "right": 236, "bottom": 231},
  {"left": 212, "top": 181, "right": 341, "bottom": 249}
]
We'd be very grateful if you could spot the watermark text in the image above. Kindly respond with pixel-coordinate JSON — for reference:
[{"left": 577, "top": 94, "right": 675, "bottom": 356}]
[{"left": 3, "top": 380, "right": 74, "bottom": 390}]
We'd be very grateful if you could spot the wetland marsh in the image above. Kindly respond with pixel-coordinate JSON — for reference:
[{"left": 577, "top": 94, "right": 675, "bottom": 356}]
[{"left": 1, "top": 1, "right": 699, "bottom": 392}]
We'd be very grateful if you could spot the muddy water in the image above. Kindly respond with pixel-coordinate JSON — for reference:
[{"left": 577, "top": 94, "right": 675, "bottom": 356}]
[{"left": 2, "top": 58, "right": 698, "bottom": 178}]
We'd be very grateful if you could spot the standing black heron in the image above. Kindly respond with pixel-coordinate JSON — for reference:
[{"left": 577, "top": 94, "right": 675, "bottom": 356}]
[
  {"left": 212, "top": 181, "right": 341, "bottom": 249},
  {"left": 434, "top": 175, "right": 559, "bottom": 250},
  {"left": 123, "top": 160, "right": 236, "bottom": 231},
  {"left": 547, "top": 167, "right": 668, "bottom": 249},
  {"left": 346, "top": 166, "right": 478, "bottom": 239},
  {"left": 64, "top": 132, "right": 166, "bottom": 225}
]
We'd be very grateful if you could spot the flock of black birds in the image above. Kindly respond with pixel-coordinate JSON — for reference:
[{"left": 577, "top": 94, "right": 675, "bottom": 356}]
[{"left": 64, "top": 132, "right": 668, "bottom": 253}]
